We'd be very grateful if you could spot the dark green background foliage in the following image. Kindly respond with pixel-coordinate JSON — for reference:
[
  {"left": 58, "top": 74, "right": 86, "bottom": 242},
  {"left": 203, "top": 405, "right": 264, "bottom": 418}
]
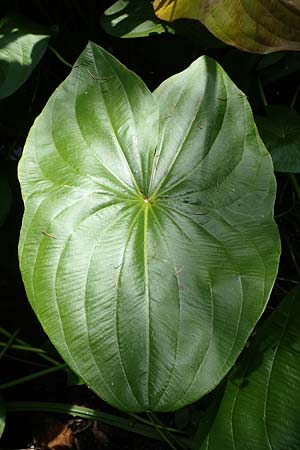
[{"left": 0, "top": 1, "right": 300, "bottom": 449}]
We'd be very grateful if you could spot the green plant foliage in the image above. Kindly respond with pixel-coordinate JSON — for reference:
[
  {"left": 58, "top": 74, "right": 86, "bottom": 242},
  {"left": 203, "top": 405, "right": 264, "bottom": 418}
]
[
  {"left": 100, "top": 0, "right": 223, "bottom": 48},
  {"left": 0, "top": 168, "right": 12, "bottom": 226},
  {"left": 256, "top": 106, "right": 300, "bottom": 173},
  {"left": 196, "top": 287, "right": 300, "bottom": 450},
  {"left": 0, "top": 15, "right": 51, "bottom": 99},
  {"left": 153, "top": 0, "right": 300, "bottom": 54},
  {"left": 101, "top": 0, "right": 174, "bottom": 38},
  {"left": 18, "top": 41, "right": 280, "bottom": 412}
]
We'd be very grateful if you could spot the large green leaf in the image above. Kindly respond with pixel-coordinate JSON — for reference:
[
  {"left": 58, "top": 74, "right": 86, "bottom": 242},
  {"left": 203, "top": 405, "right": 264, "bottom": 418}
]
[
  {"left": 0, "top": 15, "right": 51, "bottom": 99},
  {"left": 197, "top": 287, "right": 300, "bottom": 450},
  {"left": 18, "top": 42, "right": 280, "bottom": 412},
  {"left": 256, "top": 106, "right": 300, "bottom": 173},
  {"left": 153, "top": 0, "right": 300, "bottom": 54}
]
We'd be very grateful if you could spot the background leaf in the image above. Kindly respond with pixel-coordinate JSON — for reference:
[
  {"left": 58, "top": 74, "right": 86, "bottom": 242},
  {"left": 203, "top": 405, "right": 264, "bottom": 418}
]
[
  {"left": 19, "top": 42, "right": 280, "bottom": 412},
  {"left": 196, "top": 287, "right": 300, "bottom": 450},
  {"left": 101, "top": 0, "right": 174, "bottom": 38},
  {"left": 153, "top": 0, "right": 300, "bottom": 54},
  {"left": 0, "top": 15, "right": 51, "bottom": 99},
  {"left": 257, "top": 52, "right": 300, "bottom": 85},
  {"left": 256, "top": 106, "right": 300, "bottom": 173},
  {"left": 100, "top": 0, "right": 224, "bottom": 48}
]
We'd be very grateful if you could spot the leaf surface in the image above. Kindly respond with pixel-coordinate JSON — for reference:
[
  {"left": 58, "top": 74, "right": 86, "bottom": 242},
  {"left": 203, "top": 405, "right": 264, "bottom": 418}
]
[
  {"left": 19, "top": 42, "right": 280, "bottom": 412},
  {"left": 256, "top": 106, "right": 300, "bottom": 173},
  {"left": 153, "top": 0, "right": 300, "bottom": 53},
  {"left": 101, "top": 0, "right": 224, "bottom": 48},
  {"left": 197, "top": 287, "right": 300, "bottom": 450},
  {"left": 0, "top": 15, "right": 51, "bottom": 99},
  {"left": 101, "top": 0, "right": 174, "bottom": 38}
]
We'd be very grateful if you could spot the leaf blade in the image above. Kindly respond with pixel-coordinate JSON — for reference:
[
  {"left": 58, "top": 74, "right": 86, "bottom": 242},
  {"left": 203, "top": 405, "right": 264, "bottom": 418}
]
[
  {"left": 19, "top": 43, "right": 280, "bottom": 412},
  {"left": 153, "top": 0, "right": 300, "bottom": 54},
  {"left": 101, "top": 0, "right": 174, "bottom": 38},
  {"left": 0, "top": 15, "right": 51, "bottom": 99},
  {"left": 256, "top": 106, "right": 300, "bottom": 173},
  {"left": 196, "top": 287, "right": 300, "bottom": 450}
]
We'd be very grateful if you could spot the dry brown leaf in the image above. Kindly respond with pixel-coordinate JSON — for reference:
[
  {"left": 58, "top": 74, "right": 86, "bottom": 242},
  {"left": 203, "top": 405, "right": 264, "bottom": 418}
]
[{"left": 32, "top": 414, "right": 74, "bottom": 450}]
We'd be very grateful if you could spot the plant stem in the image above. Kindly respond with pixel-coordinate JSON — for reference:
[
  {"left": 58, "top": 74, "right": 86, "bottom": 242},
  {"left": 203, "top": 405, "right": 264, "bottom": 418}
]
[
  {"left": 0, "top": 363, "right": 67, "bottom": 389},
  {"left": 2, "top": 353, "right": 50, "bottom": 368},
  {"left": 48, "top": 45, "right": 73, "bottom": 69},
  {"left": 0, "top": 330, "right": 19, "bottom": 362},
  {"left": 150, "top": 412, "right": 190, "bottom": 450},
  {"left": 128, "top": 412, "right": 187, "bottom": 435},
  {"left": 0, "top": 327, "right": 62, "bottom": 366},
  {"left": 7, "top": 401, "right": 162, "bottom": 441},
  {"left": 291, "top": 83, "right": 300, "bottom": 109},
  {"left": 0, "top": 342, "right": 51, "bottom": 355},
  {"left": 277, "top": 277, "right": 300, "bottom": 284},
  {"left": 258, "top": 78, "right": 268, "bottom": 108},
  {"left": 146, "top": 412, "right": 183, "bottom": 450}
]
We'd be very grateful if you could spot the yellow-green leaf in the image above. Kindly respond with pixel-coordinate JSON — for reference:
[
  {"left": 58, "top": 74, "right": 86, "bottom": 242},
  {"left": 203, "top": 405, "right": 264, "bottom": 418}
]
[{"left": 153, "top": 0, "right": 300, "bottom": 53}]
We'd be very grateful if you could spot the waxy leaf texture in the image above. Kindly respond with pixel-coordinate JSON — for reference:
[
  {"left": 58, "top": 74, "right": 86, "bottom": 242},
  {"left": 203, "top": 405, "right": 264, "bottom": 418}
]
[
  {"left": 198, "top": 287, "right": 300, "bottom": 450},
  {"left": 19, "top": 42, "right": 280, "bottom": 411}
]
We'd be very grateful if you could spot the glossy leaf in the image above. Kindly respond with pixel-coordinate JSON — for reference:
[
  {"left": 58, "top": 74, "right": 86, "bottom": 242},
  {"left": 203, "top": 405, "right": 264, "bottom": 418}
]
[
  {"left": 197, "top": 287, "right": 300, "bottom": 450},
  {"left": 256, "top": 106, "right": 300, "bottom": 173},
  {"left": 0, "top": 15, "right": 51, "bottom": 99},
  {"left": 153, "top": 0, "right": 300, "bottom": 54},
  {"left": 101, "top": 0, "right": 174, "bottom": 38},
  {"left": 18, "top": 42, "right": 280, "bottom": 412}
]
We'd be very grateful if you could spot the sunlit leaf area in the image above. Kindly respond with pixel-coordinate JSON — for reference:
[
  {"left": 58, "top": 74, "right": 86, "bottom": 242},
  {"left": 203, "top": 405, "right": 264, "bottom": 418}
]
[{"left": 0, "top": 1, "right": 299, "bottom": 449}]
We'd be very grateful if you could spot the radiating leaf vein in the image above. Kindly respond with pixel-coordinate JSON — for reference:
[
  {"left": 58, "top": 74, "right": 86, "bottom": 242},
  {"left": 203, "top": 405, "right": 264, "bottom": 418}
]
[
  {"left": 156, "top": 80, "right": 230, "bottom": 197},
  {"left": 74, "top": 70, "right": 138, "bottom": 195},
  {"left": 92, "top": 49, "right": 141, "bottom": 194},
  {"left": 149, "top": 206, "right": 181, "bottom": 407},
  {"left": 115, "top": 204, "right": 146, "bottom": 407}
]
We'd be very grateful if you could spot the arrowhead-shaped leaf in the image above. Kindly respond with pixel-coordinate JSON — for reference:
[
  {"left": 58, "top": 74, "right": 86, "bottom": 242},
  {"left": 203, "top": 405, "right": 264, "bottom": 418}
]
[
  {"left": 18, "top": 42, "right": 280, "bottom": 412},
  {"left": 197, "top": 287, "right": 300, "bottom": 450},
  {"left": 0, "top": 15, "right": 51, "bottom": 99},
  {"left": 153, "top": 0, "right": 300, "bottom": 54},
  {"left": 256, "top": 106, "right": 300, "bottom": 173}
]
